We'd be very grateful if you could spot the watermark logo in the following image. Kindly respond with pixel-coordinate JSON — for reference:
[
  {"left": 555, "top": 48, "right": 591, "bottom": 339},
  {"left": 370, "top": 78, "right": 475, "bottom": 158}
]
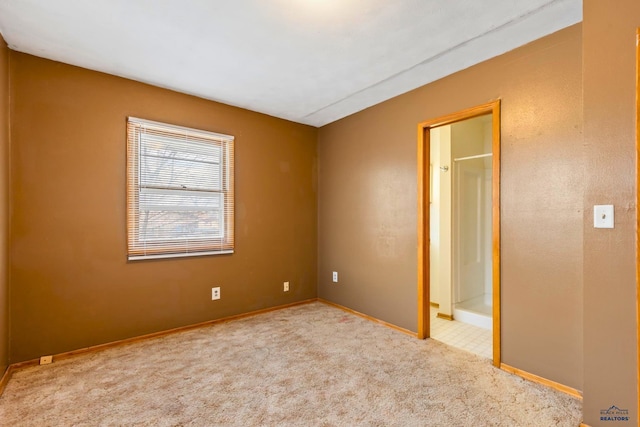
[{"left": 600, "top": 405, "right": 630, "bottom": 422}]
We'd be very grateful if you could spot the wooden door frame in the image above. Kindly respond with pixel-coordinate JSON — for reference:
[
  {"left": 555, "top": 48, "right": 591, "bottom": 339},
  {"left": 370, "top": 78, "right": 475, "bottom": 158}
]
[
  {"left": 636, "top": 28, "right": 640, "bottom": 412},
  {"left": 417, "top": 100, "right": 501, "bottom": 367}
]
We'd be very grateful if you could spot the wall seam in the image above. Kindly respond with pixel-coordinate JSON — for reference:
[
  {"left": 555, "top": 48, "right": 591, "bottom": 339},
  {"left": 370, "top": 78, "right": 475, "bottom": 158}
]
[{"left": 6, "top": 47, "right": 12, "bottom": 365}]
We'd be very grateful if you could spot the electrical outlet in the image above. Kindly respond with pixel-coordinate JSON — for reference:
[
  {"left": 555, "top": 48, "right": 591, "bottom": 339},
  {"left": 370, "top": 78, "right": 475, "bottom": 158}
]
[
  {"left": 40, "top": 355, "right": 53, "bottom": 365},
  {"left": 332, "top": 271, "right": 338, "bottom": 283},
  {"left": 284, "top": 281, "right": 290, "bottom": 292},
  {"left": 212, "top": 287, "right": 220, "bottom": 300}
]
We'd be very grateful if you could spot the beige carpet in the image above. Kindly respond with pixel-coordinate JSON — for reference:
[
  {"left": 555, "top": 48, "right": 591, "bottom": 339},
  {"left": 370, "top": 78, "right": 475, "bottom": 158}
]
[{"left": 0, "top": 302, "right": 581, "bottom": 426}]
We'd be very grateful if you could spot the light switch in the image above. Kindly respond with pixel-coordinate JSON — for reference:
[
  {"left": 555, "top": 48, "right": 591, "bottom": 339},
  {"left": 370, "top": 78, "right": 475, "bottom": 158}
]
[{"left": 594, "top": 205, "right": 614, "bottom": 229}]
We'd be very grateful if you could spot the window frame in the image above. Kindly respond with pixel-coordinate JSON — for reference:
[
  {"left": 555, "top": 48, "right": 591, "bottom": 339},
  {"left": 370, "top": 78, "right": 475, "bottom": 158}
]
[{"left": 126, "top": 117, "right": 234, "bottom": 261}]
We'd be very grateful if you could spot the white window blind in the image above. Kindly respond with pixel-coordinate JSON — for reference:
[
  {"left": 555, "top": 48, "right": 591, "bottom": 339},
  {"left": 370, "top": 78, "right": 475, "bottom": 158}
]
[{"left": 126, "top": 117, "right": 234, "bottom": 260}]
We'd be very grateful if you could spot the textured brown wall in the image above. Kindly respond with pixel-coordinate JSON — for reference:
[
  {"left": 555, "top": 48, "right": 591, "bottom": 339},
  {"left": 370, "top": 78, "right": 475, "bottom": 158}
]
[
  {"left": 0, "top": 34, "right": 9, "bottom": 372},
  {"left": 583, "top": 1, "right": 639, "bottom": 425},
  {"left": 318, "top": 25, "right": 584, "bottom": 389},
  {"left": 9, "top": 53, "right": 318, "bottom": 363}
]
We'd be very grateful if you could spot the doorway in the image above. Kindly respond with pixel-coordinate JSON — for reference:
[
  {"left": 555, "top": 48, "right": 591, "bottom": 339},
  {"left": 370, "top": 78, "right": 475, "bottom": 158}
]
[{"left": 417, "top": 100, "right": 501, "bottom": 367}]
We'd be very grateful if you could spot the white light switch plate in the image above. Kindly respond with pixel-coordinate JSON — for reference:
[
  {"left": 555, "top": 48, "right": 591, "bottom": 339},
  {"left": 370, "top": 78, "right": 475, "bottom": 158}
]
[{"left": 594, "top": 205, "right": 614, "bottom": 229}]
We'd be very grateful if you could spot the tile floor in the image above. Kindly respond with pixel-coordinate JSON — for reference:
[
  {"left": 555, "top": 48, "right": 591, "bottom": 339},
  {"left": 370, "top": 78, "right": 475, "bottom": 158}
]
[{"left": 430, "top": 306, "right": 493, "bottom": 359}]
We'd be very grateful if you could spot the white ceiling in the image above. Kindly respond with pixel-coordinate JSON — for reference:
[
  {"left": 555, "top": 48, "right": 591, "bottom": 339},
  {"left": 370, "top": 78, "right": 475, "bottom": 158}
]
[{"left": 0, "top": 0, "right": 581, "bottom": 127}]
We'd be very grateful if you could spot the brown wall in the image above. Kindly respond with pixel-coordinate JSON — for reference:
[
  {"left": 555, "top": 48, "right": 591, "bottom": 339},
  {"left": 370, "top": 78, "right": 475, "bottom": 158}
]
[
  {"left": 582, "top": 0, "right": 639, "bottom": 425},
  {"left": 318, "top": 25, "right": 584, "bottom": 389},
  {"left": 9, "top": 53, "right": 318, "bottom": 363},
  {"left": 0, "top": 34, "right": 9, "bottom": 372}
]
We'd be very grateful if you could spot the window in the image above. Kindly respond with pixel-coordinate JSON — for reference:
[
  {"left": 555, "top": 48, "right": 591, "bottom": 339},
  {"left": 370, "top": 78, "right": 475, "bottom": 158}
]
[{"left": 126, "top": 117, "right": 234, "bottom": 260}]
